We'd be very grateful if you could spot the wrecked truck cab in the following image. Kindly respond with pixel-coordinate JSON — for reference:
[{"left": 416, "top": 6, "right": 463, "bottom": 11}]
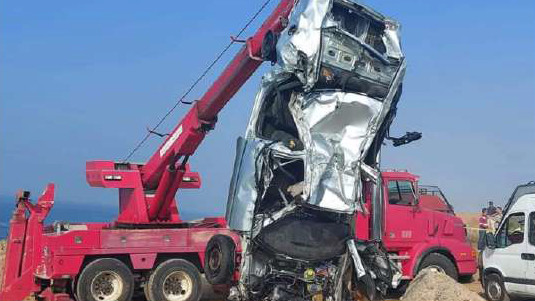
[
  {"left": 275, "top": 0, "right": 404, "bottom": 93},
  {"left": 220, "top": 0, "right": 406, "bottom": 300}
]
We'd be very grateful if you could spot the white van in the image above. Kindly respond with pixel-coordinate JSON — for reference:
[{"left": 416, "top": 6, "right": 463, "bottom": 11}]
[{"left": 481, "top": 181, "right": 535, "bottom": 301}]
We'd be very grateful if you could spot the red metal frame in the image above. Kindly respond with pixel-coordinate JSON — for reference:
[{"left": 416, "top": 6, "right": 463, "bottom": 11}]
[
  {"left": 84, "top": 0, "right": 295, "bottom": 225},
  {"left": 355, "top": 171, "right": 477, "bottom": 280},
  {"left": 1, "top": 187, "right": 239, "bottom": 300},
  {"left": 1, "top": 1, "right": 295, "bottom": 300}
]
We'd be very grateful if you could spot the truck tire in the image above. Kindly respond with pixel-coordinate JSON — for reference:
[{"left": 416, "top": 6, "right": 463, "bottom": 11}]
[
  {"left": 76, "top": 258, "right": 134, "bottom": 301},
  {"left": 418, "top": 253, "right": 458, "bottom": 280},
  {"left": 484, "top": 273, "right": 510, "bottom": 301},
  {"left": 204, "top": 235, "right": 235, "bottom": 284},
  {"left": 145, "top": 259, "right": 202, "bottom": 301}
]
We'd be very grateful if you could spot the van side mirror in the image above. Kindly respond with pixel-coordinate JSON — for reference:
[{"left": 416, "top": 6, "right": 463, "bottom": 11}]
[{"left": 485, "top": 232, "right": 496, "bottom": 249}]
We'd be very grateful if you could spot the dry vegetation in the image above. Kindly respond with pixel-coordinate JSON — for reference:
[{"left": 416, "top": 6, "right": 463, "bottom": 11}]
[
  {"left": 0, "top": 239, "right": 5, "bottom": 291},
  {"left": 457, "top": 212, "right": 480, "bottom": 249}
]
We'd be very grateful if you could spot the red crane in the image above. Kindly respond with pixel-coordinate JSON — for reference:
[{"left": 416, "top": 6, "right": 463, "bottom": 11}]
[{"left": 87, "top": 0, "right": 294, "bottom": 225}]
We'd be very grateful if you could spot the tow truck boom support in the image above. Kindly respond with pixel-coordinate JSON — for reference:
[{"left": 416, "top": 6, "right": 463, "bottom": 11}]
[{"left": 86, "top": 0, "right": 294, "bottom": 224}]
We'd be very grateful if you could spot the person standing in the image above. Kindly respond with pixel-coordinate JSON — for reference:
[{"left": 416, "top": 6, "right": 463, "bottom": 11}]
[
  {"left": 478, "top": 208, "right": 489, "bottom": 250},
  {"left": 487, "top": 201, "right": 497, "bottom": 216},
  {"left": 489, "top": 206, "right": 503, "bottom": 232}
]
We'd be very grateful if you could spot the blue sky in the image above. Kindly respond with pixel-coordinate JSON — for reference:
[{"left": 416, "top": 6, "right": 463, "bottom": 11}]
[{"left": 0, "top": 0, "right": 533, "bottom": 218}]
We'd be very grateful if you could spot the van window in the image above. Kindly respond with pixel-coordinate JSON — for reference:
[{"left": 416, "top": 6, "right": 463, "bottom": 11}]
[
  {"left": 388, "top": 180, "right": 416, "bottom": 206},
  {"left": 529, "top": 212, "right": 535, "bottom": 246},
  {"left": 496, "top": 212, "right": 525, "bottom": 247}
]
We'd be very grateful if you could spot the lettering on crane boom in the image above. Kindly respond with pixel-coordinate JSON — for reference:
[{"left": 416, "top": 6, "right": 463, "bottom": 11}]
[{"left": 159, "top": 125, "right": 183, "bottom": 157}]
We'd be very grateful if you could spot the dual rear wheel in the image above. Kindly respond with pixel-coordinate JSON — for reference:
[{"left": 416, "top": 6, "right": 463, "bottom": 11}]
[
  {"left": 145, "top": 259, "right": 202, "bottom": 301},
  {"left": 76, "top": 258, "right": 202, "bottom": 301},
  {"left": 76, "top": 258, "right": 134, "bottom": 301}
]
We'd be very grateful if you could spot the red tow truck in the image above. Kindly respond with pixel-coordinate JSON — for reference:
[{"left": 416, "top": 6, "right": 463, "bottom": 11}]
[
  {"left": 0, "top": 1, "right": 295, "bottom": 301},
  {"left": 356, "top": 170, "right": 477, "bottom": 283}
]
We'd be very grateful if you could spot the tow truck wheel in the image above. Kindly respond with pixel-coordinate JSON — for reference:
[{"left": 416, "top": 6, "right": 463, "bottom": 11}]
[
  {"left": 76, "top": 258, "right": 134, "bottom": 301},
  {"left": 204, "top": 234, "right": 235, "bottom": 284},
  {"left": 484, "top": 273, "right": 510, "bottom": 301},
  {"left": 418, "top": 253, "right": 458, "bottom": 280},
  {"left": 145, "top": 259, "right": 202, "bottom": 301}
]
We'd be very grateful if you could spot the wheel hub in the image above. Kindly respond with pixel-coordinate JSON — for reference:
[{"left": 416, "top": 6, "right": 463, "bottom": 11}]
[
  {"left": 90, "top": 271, "right": 123, "bottom": 301},
  {"left": 488, "top": 280, "right": 502, "bottom": 300},
  {"left": 163, "top": 271, "right": 193, "bottom": 301},
  {"left": 208, "top": 245, "right": 222, "bottom": 271}
]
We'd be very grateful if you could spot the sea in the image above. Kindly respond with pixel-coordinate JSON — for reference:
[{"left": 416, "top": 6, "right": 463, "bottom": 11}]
[{"left": 0, "top": 195, "right": 211, "bottom": 239}]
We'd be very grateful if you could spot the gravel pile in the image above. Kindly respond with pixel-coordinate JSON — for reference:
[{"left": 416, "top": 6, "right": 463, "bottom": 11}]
[{"left": 401, "top": 268, "right": 485, "bottom": 301}]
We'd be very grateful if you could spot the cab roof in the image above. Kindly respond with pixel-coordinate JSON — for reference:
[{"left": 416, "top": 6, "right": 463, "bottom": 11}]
[
  {"left": 503, "top": 181, "right": 535, "bottom": 215},
  {"left": 381, "top": 170, "right": 419, "bottom": 182}
]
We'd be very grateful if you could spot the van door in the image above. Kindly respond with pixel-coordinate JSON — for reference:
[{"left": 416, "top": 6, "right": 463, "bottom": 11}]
[
  {"left": 490, "top": 212, "right": 527, "bottom": 295},
  {"left": 523, "top": 211, "right": 535, "bottom": 295}
]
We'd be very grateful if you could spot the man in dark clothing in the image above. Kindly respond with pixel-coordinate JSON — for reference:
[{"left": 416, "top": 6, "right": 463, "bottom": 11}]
[{"left": 487, "top": 201, "right": 497, "bottom": 216}]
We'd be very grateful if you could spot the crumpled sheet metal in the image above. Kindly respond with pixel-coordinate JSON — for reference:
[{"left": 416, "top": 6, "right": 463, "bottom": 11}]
[
  {"left": 316, "top": 70, "right": 403, "bottom": 213},
  {"left": 225, "top": 137, "right": 260, "bottom": 232},
  {"left": 277, "top": 0, "right": 403, "bottom": 90},
  {"left": 290, "top": 91, "right": 383, "bottom": 212},
  {"left": 226, "top": 136, "right": 303, "bottom": 231},
  {"left": 227, "top": 0, "right": 407, "bottom": 220},
  {"left": 296, "top": 59, "right": 405, "bottom": 213},
  {"left": 347, "top": 239, "right": 366, "bottom": 278},
  {"left": 225, "top": 0, "right": 407, "bottom": 298},
  {"left": 276, "top": 0, "right": 330, "bottom": 89}
]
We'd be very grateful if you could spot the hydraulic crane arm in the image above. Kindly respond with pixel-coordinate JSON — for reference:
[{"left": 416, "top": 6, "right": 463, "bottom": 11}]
[{"left": 86, "top": 0, "right": 294, "bottom": 224}]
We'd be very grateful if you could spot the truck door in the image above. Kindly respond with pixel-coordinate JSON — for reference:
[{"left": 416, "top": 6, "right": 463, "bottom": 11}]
[
  {"left": 490, "top": 212, "right": 527, "bottom": 295},
  {"left": 384, "top": 179, "right": 430, "bottom": 248}
]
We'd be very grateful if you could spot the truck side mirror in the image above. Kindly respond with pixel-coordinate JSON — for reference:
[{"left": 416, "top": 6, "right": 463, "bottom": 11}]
[
  {"left": 411, "top": 196, "right": 420, "bottom": 210},
  {"left": 485, "top": 232, "right": 496, "bottom": 249}
]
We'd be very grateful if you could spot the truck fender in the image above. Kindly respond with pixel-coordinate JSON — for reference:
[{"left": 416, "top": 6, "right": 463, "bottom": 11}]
[{"left": 411, "top": 246, "right": 457, "bottom": 277}]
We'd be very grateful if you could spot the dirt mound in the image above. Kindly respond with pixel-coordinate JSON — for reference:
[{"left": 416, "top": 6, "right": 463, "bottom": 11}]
[
  {"left": 0, "top": 239, "right": 5, "bottom": 290},
  {"left": 401, "top": 268, "right": 485, "bottom": 301}
]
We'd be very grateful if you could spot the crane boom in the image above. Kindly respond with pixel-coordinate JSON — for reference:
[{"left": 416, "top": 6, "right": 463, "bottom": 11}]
[{"left": 86, "top": 0, "right": 294, "bottom": 224}]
